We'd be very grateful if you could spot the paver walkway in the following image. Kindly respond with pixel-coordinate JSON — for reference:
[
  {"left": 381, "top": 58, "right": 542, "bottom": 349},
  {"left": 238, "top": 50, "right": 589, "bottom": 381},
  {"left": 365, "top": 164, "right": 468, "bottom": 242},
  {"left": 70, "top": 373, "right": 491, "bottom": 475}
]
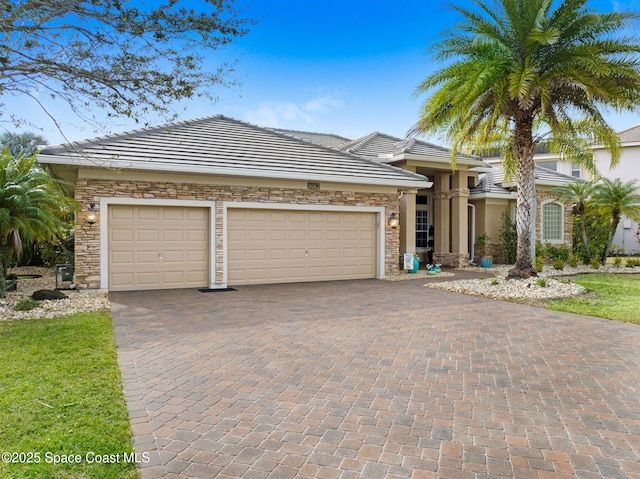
[{"left": 110, "top": 278, "right": 640, "bottom": 479}]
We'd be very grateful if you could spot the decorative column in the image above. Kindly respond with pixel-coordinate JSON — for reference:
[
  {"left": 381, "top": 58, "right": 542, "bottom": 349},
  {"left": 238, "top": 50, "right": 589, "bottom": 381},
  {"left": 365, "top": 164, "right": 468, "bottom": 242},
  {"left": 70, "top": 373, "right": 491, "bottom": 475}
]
[
  {"left": 433, "top": 172, "right": 450, "bottom": 265},
  {"left": 399, "top": 189, "right": 417, "bottom": 260},
  {"left": 451, "top": 170, "right": 470, "bottom": 267}
]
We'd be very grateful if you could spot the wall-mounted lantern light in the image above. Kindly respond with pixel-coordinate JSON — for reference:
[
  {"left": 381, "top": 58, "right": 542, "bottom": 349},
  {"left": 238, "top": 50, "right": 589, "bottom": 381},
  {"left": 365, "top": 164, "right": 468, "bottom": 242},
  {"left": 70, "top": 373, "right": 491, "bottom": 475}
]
[
  {"left": 388, "top": 212, "right": 399, "bottom": 229},
  {"left": 87, "top": 203, "right": 97, "bottom": 225}
]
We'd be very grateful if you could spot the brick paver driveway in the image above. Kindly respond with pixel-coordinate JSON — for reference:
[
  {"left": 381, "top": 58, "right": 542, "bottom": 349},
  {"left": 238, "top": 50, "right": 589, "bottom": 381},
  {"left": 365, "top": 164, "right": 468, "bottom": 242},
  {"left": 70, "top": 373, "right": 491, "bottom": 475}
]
[{"left": 110, "top": 278, "right": 640, "bottom": 479}]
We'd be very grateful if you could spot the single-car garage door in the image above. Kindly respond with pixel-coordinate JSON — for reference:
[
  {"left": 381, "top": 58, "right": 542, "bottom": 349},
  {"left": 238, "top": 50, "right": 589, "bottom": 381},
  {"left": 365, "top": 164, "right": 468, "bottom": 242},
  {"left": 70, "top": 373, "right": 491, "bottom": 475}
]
[
  {"left": 108, "top": 205, "right": 209, "bottom": 291},
  {"left": 227, "top": 209, "right": 377, "bottom": 285}
]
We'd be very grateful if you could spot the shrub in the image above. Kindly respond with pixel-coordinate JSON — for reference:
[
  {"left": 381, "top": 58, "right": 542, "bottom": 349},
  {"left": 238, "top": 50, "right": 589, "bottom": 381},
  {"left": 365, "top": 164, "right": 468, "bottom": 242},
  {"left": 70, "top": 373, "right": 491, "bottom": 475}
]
[
  {"left": 572, "top": 213, "right": 609, "bottom": 263},
  {"left": 568, "top": 255, "right": 579, "bottom": 268},
  {"left": 590, "top": 257, "right": 602, "bottom": 269},
  {"left": 537, "top": 278, "right": 547, "bottom": 288},
  {"left": 546, "top": 243, "right": 570, "bottom": 262},
  {"left": 552, "top": 258, "right": 565, "bottom": 270},
  {"left": 499, "top": 212, "right": 517, "bottom": 264},
  {"left": 534, "top": 256, "right": 545, "bottom": 273},
  {"left": 14, "top": 299, "right": 40, "bottom": 311},
  {"left": 626, "top": 258, "right": 640, "bottom": 267},
  {"left": 613, "top": 257, "right": 622, "bottom": 268}
]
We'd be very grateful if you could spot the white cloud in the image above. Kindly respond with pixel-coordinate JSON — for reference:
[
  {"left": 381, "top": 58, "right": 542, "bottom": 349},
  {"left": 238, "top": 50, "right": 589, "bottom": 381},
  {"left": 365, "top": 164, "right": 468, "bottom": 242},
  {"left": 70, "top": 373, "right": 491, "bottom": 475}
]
[
  {"left": 303, "top": 95, "right": 344, "bottom": 113},
  {"left": 244, "top": 95, "right": 344, "bottom": 129}
]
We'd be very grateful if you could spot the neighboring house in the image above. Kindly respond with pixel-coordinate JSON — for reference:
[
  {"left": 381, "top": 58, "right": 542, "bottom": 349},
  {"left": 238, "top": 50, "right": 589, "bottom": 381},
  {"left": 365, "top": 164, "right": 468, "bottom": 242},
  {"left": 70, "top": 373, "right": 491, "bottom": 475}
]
[
  {"left": 38, "top": 115, "right": 430, "bottom": 291},
  {"left": 593, "top": 125, "right": 640, "bottom": 254},
  {"left": 38, "top": 114, "right": 578, "bottom": 292}
]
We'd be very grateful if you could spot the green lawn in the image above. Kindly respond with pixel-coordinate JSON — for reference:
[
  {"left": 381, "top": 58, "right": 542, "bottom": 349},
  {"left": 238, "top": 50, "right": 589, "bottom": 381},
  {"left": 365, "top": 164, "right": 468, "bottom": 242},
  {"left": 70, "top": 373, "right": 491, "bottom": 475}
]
[
  {"left": 0, "top": 311, "right": 139, "bottom": 479},
  {"left": 548, "top": 274, "right": 640, "bottom": 325}
]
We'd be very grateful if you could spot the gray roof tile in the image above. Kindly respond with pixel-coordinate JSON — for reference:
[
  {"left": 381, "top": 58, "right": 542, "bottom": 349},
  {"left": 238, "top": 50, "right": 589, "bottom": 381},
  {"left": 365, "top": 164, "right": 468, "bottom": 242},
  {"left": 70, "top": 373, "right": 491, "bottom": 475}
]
[
  {"left": 470, "top": 165, "right": 579, "bottom": 196},
  {"left": 341, "top": 132, "right": 479, "bottom": 161},
  {"left": 273, "top": 129, "right": 351, "bottom": 149},
  {"left": 618, "top": 124, "right": 640, "bottom": 144},
  {"left": 38, "top": 115, "right": 429, "bottom": 188}
]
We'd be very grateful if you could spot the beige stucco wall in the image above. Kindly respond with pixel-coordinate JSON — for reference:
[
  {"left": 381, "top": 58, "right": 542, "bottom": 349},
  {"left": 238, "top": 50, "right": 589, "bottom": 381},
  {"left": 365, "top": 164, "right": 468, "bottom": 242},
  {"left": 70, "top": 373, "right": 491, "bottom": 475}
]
[{"left": 74, "top": 176, "right": 400, "bottom": 290}]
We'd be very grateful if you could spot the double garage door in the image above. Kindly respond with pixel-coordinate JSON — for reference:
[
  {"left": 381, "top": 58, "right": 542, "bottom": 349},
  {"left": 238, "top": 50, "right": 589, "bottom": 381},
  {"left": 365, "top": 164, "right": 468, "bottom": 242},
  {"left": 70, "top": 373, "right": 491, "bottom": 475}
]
[
  {"left": 227, "top": 209, "right": 377, "bottom": 285},
  {"left": 108, "top": 205, "right": 378, "bottom": 291}
]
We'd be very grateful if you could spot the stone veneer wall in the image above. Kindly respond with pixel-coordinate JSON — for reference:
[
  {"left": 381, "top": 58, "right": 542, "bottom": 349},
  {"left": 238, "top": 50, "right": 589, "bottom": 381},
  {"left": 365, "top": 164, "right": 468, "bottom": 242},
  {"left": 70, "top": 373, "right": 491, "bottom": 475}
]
[
  {"left": 535, "top": 190, "right": 573, "bottom": 249},
  {"left": 433, "top": 252, "right": 470, "bottom": 268},
  {"left": 75, "top": 178, "right": 400, "bottom": 290}
]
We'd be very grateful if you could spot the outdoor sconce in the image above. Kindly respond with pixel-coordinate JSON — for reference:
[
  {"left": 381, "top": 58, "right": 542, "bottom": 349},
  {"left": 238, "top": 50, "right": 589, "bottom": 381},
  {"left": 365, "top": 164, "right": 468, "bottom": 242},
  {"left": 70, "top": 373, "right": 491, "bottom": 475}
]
[
  {"left": 87, "top": 203, "right": 97, "bottom": 225},
  {"left": 388, "top": 212, "right": 399, "bottom": 229}
]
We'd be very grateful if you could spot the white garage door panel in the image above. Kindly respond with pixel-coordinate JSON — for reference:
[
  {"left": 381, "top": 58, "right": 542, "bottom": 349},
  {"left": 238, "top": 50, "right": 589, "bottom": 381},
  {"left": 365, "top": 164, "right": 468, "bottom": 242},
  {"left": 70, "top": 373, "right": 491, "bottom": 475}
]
[
  {"left": 228, "top": 209, "right": 377, "bottom": 285},
  {"left": 108, "top": 205, "right": 209, "bottom": 291}
]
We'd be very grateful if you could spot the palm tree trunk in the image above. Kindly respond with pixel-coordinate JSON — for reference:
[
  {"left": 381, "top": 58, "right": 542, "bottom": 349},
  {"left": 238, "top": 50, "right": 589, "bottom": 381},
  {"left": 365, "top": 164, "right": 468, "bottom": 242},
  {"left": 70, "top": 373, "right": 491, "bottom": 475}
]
[
  {"left": 580, "top": 216, "right": 591, "bottom": 261},
  {"left": 0, "top": 244, "right": 6, "bottom": 299},
  {"left": 601, "top": 215, "right": 620, "bottom": 264},
  {"left": 508, "top": 115, "right": 537, "bottom": 279}
]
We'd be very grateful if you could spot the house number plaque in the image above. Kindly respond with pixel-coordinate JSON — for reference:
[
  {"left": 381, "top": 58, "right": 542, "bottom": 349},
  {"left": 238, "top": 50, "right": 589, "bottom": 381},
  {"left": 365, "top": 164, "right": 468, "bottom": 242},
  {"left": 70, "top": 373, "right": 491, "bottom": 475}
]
[{"left": 307, "top": 182, "right": 320, "bottom": 190}]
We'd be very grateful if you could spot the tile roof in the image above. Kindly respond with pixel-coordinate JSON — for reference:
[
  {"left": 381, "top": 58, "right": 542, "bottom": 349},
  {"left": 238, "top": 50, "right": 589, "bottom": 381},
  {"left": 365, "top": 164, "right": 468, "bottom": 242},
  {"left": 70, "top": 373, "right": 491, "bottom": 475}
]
[
  {"left": 470, "top": 165, "right": 579, "bottom": 196},
  {"left": 617, "top": 124, "right": 640, "bottom": 144},
  {"left": 273, "top": 129, "right": 351, "bottom": 149},
  {"left": 38, "top": 115, "right": 429, "bottom": 188},
  {"left": 340, "top": 132, "right": 479, "bottom": 162}
]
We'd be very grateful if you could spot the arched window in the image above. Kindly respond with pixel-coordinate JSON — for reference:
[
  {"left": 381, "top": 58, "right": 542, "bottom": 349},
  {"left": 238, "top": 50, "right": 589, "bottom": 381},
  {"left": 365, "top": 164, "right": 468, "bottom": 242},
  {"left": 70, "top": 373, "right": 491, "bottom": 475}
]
[{"left": 541, "top": 200, "right": 563, "bottom": 243}]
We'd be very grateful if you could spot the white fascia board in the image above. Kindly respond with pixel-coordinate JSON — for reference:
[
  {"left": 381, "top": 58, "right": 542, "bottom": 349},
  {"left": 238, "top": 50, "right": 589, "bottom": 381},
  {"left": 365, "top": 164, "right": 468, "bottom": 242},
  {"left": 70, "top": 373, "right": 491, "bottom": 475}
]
[
  {"left": 503, "top": 179, "right": 572, "bottom": 188},
  {"left": 38, "top": 154, "right": 430, "bottom": 189},
  {"left": 469, "top": 192, "right": 517, "bottom": 200},
  {"left": 592, "top": 141, "right": 640, "bottom": 149},
  {"left": 399, "top": 153, "right": 488, "bottom": 168}
]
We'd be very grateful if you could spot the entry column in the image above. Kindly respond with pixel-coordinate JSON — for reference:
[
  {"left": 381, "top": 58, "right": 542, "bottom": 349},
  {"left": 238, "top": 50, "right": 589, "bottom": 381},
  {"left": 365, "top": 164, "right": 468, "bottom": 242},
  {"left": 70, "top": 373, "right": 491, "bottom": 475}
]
[
  {"left": 433, "top": 172, "right": 450, "bottom": 265},
  {"left": 451, "top": 170, "right": 470, "bottom": 267},
  {"left": 399, "top": 189, "right": 417, "bottom": 260}
]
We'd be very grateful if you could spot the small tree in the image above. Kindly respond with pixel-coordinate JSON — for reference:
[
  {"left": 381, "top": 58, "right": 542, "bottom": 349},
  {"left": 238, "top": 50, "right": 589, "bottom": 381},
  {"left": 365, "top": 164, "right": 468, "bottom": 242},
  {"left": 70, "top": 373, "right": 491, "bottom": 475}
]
[
  {"left": 553, "top": 180, "right": 596, "bottom": 262},
  {"left": 499, "top": 211, "right": 517, "bottom": 264},
  {"left": 0, "top": 150, "right": 75, "bottom": 297},
  {"left": 594, "top": 178, "right": 640, "bottom": 264}
]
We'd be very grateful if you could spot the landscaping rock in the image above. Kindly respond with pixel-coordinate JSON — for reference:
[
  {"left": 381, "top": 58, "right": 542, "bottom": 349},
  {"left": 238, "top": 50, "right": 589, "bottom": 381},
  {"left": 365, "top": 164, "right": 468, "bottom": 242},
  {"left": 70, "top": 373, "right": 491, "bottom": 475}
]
[{"left": 32, "top": 290, "right": 68, "bottom": 301}]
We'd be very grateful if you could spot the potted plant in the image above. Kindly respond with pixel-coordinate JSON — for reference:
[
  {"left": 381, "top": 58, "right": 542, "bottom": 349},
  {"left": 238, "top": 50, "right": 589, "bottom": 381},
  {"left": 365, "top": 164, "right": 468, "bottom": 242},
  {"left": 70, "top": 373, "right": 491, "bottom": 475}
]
[{"left": 475, "top": 233, "right": 493, "bottom": 268}]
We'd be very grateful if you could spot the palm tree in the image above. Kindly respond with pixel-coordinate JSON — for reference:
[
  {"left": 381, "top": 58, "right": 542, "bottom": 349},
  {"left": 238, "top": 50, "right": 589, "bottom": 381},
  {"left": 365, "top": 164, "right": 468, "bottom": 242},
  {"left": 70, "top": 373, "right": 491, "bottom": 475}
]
[
  {"left": 0, "top": 149, "right": 74, "bottom": 297},
  {"left": 0, "top": 132, "right": 48, "bottom": 158},
  {"left": 553, "top": 179, "right": 596, "bottom": 262},
  {"left": 593, "top": 178, "right": 640, "bottom": 264},
  {"left": 413, "top": 0, "right": 640, "bottom": 278}
]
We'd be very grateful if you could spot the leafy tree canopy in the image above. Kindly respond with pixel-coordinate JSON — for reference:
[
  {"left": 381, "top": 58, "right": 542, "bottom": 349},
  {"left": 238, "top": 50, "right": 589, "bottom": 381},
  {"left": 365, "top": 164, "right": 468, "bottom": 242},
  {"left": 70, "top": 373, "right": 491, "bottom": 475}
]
[{"left": 0, "top": 0, "right": 252, "bottom": 129}]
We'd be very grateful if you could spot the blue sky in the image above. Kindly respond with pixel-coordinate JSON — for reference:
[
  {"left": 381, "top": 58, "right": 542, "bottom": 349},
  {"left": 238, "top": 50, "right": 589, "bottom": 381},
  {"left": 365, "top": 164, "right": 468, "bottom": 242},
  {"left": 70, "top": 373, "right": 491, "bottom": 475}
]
[{"left": 6, "top": 0, "right": 640, "bottom": 145}]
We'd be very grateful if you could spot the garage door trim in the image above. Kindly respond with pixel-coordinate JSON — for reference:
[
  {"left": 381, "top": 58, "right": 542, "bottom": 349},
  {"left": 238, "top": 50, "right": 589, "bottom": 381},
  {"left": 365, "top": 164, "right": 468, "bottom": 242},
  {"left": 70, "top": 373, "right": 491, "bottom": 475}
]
[
  {"left": 99, "top": 198, "right": 216, "bottom": 290},
  {"left": 222, "top": 202, "right": 385, "bottom": 285}
]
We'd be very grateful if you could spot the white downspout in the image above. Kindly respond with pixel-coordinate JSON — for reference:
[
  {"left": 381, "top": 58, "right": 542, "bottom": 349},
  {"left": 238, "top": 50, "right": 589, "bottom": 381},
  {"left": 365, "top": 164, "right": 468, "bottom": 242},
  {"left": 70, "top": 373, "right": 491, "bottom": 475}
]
[{"left": 468, "top": 203, "right": 476, "bottom": 265}]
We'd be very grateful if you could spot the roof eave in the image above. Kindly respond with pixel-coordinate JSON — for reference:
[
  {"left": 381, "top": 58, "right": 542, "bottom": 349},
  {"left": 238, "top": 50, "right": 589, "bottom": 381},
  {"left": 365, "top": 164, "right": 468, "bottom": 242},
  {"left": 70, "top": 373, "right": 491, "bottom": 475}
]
[{"left": 389, "top": 152, "right": 488, "bottom": 168}]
